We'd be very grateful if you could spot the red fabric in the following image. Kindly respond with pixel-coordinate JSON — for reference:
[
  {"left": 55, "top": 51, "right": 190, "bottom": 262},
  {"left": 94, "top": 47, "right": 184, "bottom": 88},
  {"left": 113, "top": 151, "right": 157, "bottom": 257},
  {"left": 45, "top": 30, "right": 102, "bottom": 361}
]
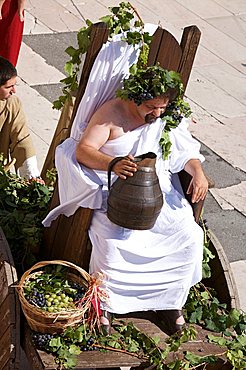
[{"left": 0, "top": 0, "right": 24, "bottom": 66}]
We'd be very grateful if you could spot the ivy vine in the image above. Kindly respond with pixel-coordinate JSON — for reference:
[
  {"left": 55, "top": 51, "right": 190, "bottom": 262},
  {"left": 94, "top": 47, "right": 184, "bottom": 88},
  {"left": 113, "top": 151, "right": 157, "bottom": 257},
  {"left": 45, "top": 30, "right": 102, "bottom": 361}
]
[
  {"left": 33, "top": 295, "right": 245, "bottom": 370},
  {"left": 52, "top": 2, "right": 148, "bottom": 111}
]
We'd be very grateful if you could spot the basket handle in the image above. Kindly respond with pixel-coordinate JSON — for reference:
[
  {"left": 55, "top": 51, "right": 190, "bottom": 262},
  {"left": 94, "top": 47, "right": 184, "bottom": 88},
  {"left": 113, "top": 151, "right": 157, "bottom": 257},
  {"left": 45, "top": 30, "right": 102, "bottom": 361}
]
[{"left": 19, "top": 260, "right": 92, "bottom": 287}]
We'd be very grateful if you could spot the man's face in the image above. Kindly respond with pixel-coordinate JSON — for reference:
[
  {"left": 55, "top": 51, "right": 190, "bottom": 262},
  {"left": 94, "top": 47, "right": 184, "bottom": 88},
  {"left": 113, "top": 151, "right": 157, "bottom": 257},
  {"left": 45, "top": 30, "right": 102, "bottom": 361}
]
[
  {"left": 137, "top": 96, "right": 170, "bottom": 124},
  {"left": 0, "top": 76, "right": 17, "bottom": 100}
]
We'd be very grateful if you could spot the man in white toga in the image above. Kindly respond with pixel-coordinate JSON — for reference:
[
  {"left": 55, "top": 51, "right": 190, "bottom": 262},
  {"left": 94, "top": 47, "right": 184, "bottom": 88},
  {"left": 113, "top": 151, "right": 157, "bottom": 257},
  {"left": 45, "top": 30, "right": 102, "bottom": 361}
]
[
  {"left": 43, "top": 34, "right": 208, "bottom": 335},
  {"left": 73, "top": 65, "right": 208, "bottom": 335}
]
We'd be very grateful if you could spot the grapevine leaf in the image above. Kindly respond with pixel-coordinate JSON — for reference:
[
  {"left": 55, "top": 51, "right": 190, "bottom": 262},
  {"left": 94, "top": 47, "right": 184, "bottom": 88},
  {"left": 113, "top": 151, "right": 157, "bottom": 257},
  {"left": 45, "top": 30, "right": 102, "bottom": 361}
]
[{"left": 68, "top": 344, "right": 81, "bottom": 355}]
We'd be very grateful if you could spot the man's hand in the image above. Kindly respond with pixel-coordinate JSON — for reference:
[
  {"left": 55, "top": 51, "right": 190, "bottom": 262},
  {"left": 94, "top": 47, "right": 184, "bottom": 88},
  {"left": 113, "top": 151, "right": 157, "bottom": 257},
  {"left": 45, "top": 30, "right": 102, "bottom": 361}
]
[
  {"left": 113, "top": 155, "right": 137, "bottom": 180},
  {"left": 186, "top": 172, "right": 208, "bottom": 203},
  {"left": 0, "top": 0, "right": 6, "bottom": 19},
  {"left": 18, "top": 0, "right": 25, "bottom": 21},
  {"left": 185, "top": 159, "right": 208, "bottom": 203}
]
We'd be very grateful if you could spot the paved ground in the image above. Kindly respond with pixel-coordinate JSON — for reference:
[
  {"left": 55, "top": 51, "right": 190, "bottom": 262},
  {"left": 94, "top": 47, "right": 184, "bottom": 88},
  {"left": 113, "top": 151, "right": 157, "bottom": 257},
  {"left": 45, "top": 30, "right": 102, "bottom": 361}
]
[{"left": 15, "top": 0, "right": 246, "bottom": 312}]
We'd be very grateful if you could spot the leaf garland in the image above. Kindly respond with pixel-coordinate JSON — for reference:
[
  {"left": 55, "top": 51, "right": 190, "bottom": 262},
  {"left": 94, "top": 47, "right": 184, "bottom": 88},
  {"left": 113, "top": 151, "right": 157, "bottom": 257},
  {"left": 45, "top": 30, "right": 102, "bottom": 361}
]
[
  {"left": 33, "top": 305, "right": 245, "bottom": 370},
  {"left": 52, "top": 2, "right": 148, "bottom": 110}
]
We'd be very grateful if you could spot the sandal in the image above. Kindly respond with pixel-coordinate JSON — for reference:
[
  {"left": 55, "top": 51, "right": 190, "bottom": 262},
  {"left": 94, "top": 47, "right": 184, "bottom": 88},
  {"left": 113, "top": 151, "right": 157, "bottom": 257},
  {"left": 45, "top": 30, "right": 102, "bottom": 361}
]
[
  {"left": 156, "top": 309, "right": 185, "bottom": 336},
  {"left": 100, "top": 310, "right": 112, "bottom": 335}
]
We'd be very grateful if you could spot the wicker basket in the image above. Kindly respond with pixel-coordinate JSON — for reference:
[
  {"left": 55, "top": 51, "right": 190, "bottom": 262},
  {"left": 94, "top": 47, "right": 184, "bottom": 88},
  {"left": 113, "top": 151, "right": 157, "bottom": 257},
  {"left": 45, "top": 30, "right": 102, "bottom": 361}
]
[{"left": 17, "top": 260, "right": 92, "bottom": 334}]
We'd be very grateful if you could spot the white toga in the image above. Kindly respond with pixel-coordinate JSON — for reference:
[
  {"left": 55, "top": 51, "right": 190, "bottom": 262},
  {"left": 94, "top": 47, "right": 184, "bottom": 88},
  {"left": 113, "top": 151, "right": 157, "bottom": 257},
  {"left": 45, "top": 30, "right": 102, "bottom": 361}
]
[{"left": 43, "top": 26, "right": 205, "bottom": 313}]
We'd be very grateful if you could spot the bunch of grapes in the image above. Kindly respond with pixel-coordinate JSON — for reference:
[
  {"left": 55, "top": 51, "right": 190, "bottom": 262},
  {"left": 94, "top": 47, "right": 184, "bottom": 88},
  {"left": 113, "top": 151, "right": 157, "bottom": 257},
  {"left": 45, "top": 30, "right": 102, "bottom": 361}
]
[
  {"left": 165, "top": 102, "right": 183, "bottom": 123},
  {"left": 70, "top": 282, "right": 86, "bottom": 302},
  {"left": 128, "top": 90, "right": 154, "bottom": 105},
  {"left": 79, "top": 336, "right": 98, "bottom": 351},
  {"left": 26, "top": 289, "right": 46, "bottom": 307},
  {"left": 32, "top": 332, "right": 54, "bottom": 350},
  {"left": 24, "top": 271, "right": 86, "bottom": 313},
  {"left": 43, "top": 292, "right": 76, "bottom": 312}
]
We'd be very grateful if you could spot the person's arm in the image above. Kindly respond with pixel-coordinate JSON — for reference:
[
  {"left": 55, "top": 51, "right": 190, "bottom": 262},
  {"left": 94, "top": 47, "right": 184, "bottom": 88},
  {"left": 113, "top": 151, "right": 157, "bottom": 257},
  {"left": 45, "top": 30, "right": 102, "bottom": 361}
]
[
  {"left": 184, "top": 159, "right": 208, "bottom": 203},
  {"left": 8, "top": 97, "right": 41, "bottom": 179},
  {"left": 76, "top": 122, "right": 137, "bottom": 179},
  {"left": 0, "top": 0, "right": 25, "bottom": 21}
]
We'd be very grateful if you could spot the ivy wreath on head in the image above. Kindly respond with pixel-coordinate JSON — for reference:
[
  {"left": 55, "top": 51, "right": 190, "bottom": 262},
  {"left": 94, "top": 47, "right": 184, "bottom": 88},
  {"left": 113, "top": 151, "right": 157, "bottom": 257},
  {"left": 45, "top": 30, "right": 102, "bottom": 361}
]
[{"left": 116, "top": 64, "right": 192, "bottom": 159}]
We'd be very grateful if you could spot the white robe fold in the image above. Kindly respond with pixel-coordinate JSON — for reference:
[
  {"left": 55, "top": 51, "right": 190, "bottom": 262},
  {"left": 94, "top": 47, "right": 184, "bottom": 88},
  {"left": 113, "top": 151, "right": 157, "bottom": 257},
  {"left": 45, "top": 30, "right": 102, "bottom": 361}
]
[{"left": 43, "top": 25, "right": 205, "bottom": 313}]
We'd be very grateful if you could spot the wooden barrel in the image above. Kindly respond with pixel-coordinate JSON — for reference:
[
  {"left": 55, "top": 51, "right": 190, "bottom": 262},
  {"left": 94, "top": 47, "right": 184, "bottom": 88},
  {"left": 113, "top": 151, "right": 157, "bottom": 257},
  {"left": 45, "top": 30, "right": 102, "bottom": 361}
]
[
  {"left": 107, "top": 152, "right": 163, "bottom": 230},
  {"left": 0, "top": 227, "right": 20, "bottom": 370},
  {"left": 203, "top": 230, "right": 240, "bottom": 310}
]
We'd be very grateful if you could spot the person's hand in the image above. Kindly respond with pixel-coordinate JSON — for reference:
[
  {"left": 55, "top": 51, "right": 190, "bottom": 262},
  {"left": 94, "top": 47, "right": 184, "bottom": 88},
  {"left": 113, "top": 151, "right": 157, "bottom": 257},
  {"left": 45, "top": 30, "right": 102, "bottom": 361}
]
[
  {"left": 186, "top": 170, "right": 208, "bottom": 203},
  {"left": 0, "top": 0, "right": 25, "bottom": 21},
  {"left": 112, "top": 154, "right": 137, "bottom": 180},
  {"left": 0, "top": 0, "right": 6, "bottom": 20},
  {"left": 18, "top": 0, "right": 25, "bottom": 22},
  {"left": 29, "top": 177, "right": 45, "bottom": 185}
]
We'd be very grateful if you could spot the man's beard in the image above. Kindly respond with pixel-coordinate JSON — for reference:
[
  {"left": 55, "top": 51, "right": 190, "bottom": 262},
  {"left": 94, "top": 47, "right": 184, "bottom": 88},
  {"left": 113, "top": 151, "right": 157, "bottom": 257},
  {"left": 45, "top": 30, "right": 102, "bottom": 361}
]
[{"left": 145, "top": 113, "right": 157, "bottom": 124}]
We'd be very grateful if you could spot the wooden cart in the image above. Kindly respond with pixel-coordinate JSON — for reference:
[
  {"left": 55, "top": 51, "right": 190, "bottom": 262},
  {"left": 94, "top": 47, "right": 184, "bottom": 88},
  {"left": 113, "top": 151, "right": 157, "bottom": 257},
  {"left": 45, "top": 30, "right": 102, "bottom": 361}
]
[{"left": 0, "top": 21, "right": 240, "bottom": 370}]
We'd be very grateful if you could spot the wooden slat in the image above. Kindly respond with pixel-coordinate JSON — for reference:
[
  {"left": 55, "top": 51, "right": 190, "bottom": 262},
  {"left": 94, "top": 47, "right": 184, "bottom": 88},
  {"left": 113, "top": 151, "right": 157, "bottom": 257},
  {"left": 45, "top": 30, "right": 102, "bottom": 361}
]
[
  {"left": 0, "top": 326, "right": 12, "bottom": 369},
  {"left": 41, "top": 95, "right": 75, "bottom": 181},
  {"left": 178, "top": 25, "right": 201, "bottom": 90},
  {"left": 70, "top": 22, "right": 109, "bottom": 127},
  {"left": 0, "top": 227, "right": 20, "bottom": 370},
  {"left": 0, "top": 295, "right": 15, "bottom": 339},
  {"left": 43, "top": 208, "right": 93, "bottom": 270},
  {"left": 149, "top": 27, "right": 182, "bottom": 72},
  {"left": 63, "top": 207, "right": 93, "bottom": 268}
]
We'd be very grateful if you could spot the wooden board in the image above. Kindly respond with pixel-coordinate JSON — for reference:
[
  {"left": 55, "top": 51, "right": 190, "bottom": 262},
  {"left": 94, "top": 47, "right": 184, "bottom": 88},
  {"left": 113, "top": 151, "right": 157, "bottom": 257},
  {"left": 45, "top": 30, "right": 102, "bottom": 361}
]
[
  {"left": 23, "top": 318, "right": 232, "bottom": 369},
  {"left": 0, "top": 227, "right": 20, "bottom": 370}
]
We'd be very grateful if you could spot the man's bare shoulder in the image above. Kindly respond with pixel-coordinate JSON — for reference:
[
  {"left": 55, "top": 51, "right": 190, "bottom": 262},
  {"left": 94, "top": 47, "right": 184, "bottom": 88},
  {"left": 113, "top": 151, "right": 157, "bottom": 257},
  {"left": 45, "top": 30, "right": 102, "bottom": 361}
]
[{"left": 90, "top": 98, "right": 125, "bottom": 125}]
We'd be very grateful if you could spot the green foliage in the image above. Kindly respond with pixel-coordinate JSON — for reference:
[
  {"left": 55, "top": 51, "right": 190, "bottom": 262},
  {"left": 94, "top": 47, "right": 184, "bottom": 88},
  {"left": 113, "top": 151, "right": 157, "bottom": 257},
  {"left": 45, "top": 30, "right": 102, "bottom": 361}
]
[
  {"left": 208, "top": 333, "right": 246, "bottom": 369},
  {"left": 116, "top": 65, "right": 183, "bottom": 104},
  {"left": 48, "top": 336, "right": 81, "bottom": 369},
  {"left": 199, "top": 218, "right": 216, "bottom": 279},
  {"left": 185, "top": 283, "right": 246, "bottom": 336},
  {"left": 0, "top": 154, "right": 54, "bottom": 274},
  {"left": 41, "top": 319, "right": 246, "bottom": 370},
  {"left": 53, "top": 2, "right": 147, "bottom": 110}
]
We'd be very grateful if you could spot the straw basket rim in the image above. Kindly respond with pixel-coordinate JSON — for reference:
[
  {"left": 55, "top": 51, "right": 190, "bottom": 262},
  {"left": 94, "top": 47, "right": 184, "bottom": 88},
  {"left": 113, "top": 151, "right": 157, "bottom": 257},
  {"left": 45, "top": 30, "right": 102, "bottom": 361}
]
[{"left": 17, "top": 260, "right": 92, "bottom": 333}]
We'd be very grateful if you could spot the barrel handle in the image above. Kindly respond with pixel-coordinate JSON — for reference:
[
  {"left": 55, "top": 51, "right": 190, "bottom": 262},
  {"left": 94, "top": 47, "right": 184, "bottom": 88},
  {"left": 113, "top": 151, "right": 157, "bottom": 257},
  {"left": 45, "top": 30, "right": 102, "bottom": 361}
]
[{"left": 107, "top": 156, "right": 126, "bottom": 191}]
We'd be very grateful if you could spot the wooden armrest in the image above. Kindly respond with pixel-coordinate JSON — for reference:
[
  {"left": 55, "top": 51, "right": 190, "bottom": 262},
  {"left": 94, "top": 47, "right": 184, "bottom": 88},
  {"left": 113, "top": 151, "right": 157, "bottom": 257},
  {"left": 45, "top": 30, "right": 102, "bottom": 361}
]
[{"left": 178, "top": 169, "right": 214, "bottom": 223}]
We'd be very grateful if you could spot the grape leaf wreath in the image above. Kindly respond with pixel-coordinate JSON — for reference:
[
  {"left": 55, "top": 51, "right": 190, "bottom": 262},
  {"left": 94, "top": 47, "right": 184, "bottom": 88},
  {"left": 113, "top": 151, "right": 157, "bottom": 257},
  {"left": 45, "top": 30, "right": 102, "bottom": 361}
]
[
  {"left": 53, "top": 1, "right": 192, "bottom": 160},
  {"left": 116, "top": 64, "right": 192, "bottom": 159}
]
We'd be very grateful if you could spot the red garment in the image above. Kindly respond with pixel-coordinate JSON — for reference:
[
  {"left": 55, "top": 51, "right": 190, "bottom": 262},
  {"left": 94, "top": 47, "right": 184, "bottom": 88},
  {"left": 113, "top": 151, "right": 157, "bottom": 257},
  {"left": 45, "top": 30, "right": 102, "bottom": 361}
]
[{"left": 0, "top": 0, "right": 24, "bottom": 66}]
